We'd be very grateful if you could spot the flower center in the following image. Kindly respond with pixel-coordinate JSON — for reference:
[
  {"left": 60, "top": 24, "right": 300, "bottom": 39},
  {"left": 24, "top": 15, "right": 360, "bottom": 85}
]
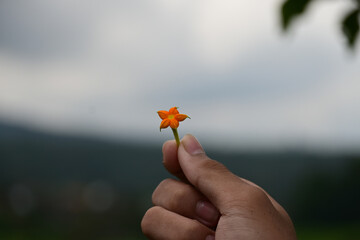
[{"left": 168, "top": 114, "right": 175, "bottom": 119}]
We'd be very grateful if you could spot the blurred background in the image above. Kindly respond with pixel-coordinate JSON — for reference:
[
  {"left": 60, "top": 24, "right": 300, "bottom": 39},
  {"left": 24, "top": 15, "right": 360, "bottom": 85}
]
[{"left": 1, "top": 0, "right": 360, "bottom": 239}]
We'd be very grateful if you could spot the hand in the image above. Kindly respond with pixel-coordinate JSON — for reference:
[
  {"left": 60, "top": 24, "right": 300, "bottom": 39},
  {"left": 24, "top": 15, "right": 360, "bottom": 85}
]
[{"left": 141, "top": 134, "right": 297, "bottom": 240}]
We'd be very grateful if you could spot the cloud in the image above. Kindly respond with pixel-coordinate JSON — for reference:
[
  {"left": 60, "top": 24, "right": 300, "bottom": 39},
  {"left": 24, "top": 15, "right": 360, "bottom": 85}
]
[
  {"left": 0, "top": 0, "right": 359, "bottom": 151},
  {"left": 0, "top": 0, "right": 94, "bottom": 59}
]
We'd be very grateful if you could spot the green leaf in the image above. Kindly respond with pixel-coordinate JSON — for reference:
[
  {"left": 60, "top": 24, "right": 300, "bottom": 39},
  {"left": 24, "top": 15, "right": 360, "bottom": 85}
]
[
  {"left": 342, "top": 8, "right": 360, "bottom": 48},
  {"left": 281, "top": 0, "right": 314, "bottom": 30}
]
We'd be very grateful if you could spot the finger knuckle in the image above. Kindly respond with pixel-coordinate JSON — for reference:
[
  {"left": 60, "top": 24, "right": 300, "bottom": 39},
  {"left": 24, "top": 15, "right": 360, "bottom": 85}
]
[
  {"left": 158, "top": 178, "right": 175, "bottom": 190},
  {"left": 246, "top": 185, "right": 268, "bottom": 203},
  {"left": 167, "top": 184, "right": 192, "bottom": 210},
  {"left": 194, "top": 159, "right": 228, "bottom": 187},
  {"left": 224, "top": 184, "right": 270, "bottom": 212},
  {"left": 236, "top": 184, "right": 269, "bottom": 207},
  {"left": 141, "top": 206, "right": 160, "bottom": 235},
  {"left": 152, "top": 178, "right": 174, "bottom": 204}
]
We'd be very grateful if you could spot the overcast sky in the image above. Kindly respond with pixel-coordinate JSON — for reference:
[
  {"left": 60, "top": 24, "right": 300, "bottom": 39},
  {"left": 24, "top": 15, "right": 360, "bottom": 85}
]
[{"left": 0, "top": 0, "right": 359, "bottom": 151}]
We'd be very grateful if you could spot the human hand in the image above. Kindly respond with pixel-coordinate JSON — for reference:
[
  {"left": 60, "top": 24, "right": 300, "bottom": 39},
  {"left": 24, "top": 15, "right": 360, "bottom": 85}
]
[{"left": 141, "top": 134, "right": 297, "bottom": 240}]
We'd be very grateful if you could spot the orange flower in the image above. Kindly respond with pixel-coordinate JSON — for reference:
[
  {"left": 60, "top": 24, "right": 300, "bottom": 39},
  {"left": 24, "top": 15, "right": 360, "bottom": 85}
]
[{"left": 157, "top": 107, "right": 190, "bottom": 130}]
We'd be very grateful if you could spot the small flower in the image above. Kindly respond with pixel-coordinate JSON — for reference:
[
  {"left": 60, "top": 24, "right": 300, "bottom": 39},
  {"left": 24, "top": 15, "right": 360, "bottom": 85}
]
[
  {"left": 157, "top": 107, "right": 190, "bottom": 147},
  {"left": 157, "top": 107, "right": 190, "bottom": 130}
]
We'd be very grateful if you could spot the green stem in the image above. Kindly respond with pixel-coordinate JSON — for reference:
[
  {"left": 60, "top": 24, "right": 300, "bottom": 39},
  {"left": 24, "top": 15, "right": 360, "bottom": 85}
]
[{"left": 172, "top": 128, "right": 180, "bottom": 147}]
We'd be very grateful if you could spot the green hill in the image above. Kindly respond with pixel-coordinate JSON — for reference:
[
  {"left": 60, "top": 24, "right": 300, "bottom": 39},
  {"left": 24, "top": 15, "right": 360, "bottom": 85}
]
[{"left": 0, "top": 121, "right": 359, "bottom": 239}]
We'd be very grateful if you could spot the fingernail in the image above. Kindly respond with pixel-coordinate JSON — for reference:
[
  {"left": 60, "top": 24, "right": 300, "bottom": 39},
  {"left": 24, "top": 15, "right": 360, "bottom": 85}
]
[
  {"left": 196, "top": 201, "right": 219, "bottom": 224},
  {"left": 205, "top": 235, "right": 215, "bottom": 240},
  {"left": 182, "top": 134, "right": 204, "bottom": 155}
]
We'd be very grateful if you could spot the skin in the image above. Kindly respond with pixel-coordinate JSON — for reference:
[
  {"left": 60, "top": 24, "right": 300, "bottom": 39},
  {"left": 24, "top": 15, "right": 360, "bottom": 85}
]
[{"left": 141, "top": 134, "right": 297, "bottom": 240}]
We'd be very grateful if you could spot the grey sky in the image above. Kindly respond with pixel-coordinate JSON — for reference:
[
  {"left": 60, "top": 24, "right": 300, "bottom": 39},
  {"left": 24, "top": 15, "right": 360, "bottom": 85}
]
[{"left": 0, "top": 0, "right": 359, "bottom": 151}]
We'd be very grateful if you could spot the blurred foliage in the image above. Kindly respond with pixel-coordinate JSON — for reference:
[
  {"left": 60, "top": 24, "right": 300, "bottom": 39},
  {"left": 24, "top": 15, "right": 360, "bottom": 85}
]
[
  {"left": 296, "top": 223, "right": 360, "bottom": 240},
  {"left": 281, "top": 0, "right": 312, "bottom": 30},
  {"left": 1, "top": 122, "right": 360, "bottom": 239},
  {"left": 281, "top": 0, "right": 360, "bottom": 49},
  {"left": 342, "top": 8, "right": 360, "bottom": 47},
  {"left": 289, "top": 157, "right": 360, "bottom": 224}
]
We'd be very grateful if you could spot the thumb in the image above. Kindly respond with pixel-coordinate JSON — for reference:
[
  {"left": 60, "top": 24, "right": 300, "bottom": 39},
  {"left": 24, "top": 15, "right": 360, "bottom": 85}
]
[{"left": 178, "top": 134, "right": 246, "bottom": 211}]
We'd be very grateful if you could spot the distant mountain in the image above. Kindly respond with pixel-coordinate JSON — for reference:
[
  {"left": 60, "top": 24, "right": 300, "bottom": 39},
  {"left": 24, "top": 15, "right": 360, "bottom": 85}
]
[
  {"left": 0, "top": 120, "right": 165, "bottom": 190},
  {"left": 0, "top": 120, "right": 359, "bottom": 227},
  {"left": 0, "top": 120, "right": 352, "bottom": 179},
  {"left": 0, "top": 120, "right": 353, "bottom": 194}
]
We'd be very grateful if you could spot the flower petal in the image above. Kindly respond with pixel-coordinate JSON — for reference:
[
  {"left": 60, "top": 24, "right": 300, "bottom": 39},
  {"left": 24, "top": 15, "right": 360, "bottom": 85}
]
[
  {"left": 160, "top": 119, "right": 170, "bottom": 130},
  {"left": 175, "top": 114, "right": 189, "bottom": 122},
  {"left": 169, "top": 107, "right": 179, "bottom": 115},
  {"left": 170, "top": 119, "right": 179, "bottom": 129},
  {"left": 157, "top": 110, "right": 169, "bottom": 120}
]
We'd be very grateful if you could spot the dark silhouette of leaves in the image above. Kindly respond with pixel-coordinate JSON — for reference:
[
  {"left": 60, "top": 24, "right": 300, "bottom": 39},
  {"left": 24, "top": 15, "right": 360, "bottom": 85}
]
[
  {"left": 342, "top": 9, "right": 360, "bottom": 48},
  {"left": 281, "top": 0, "right": 314, "bottom": 30},
  {"left": 281, "top": 0, "right": 360, "bottom": 50}
]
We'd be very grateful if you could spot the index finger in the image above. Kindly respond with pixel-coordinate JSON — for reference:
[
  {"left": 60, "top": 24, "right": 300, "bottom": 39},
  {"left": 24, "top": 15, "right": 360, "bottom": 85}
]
[{"left": 162, "top": 140, "right": 188, "bottom": 182}]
